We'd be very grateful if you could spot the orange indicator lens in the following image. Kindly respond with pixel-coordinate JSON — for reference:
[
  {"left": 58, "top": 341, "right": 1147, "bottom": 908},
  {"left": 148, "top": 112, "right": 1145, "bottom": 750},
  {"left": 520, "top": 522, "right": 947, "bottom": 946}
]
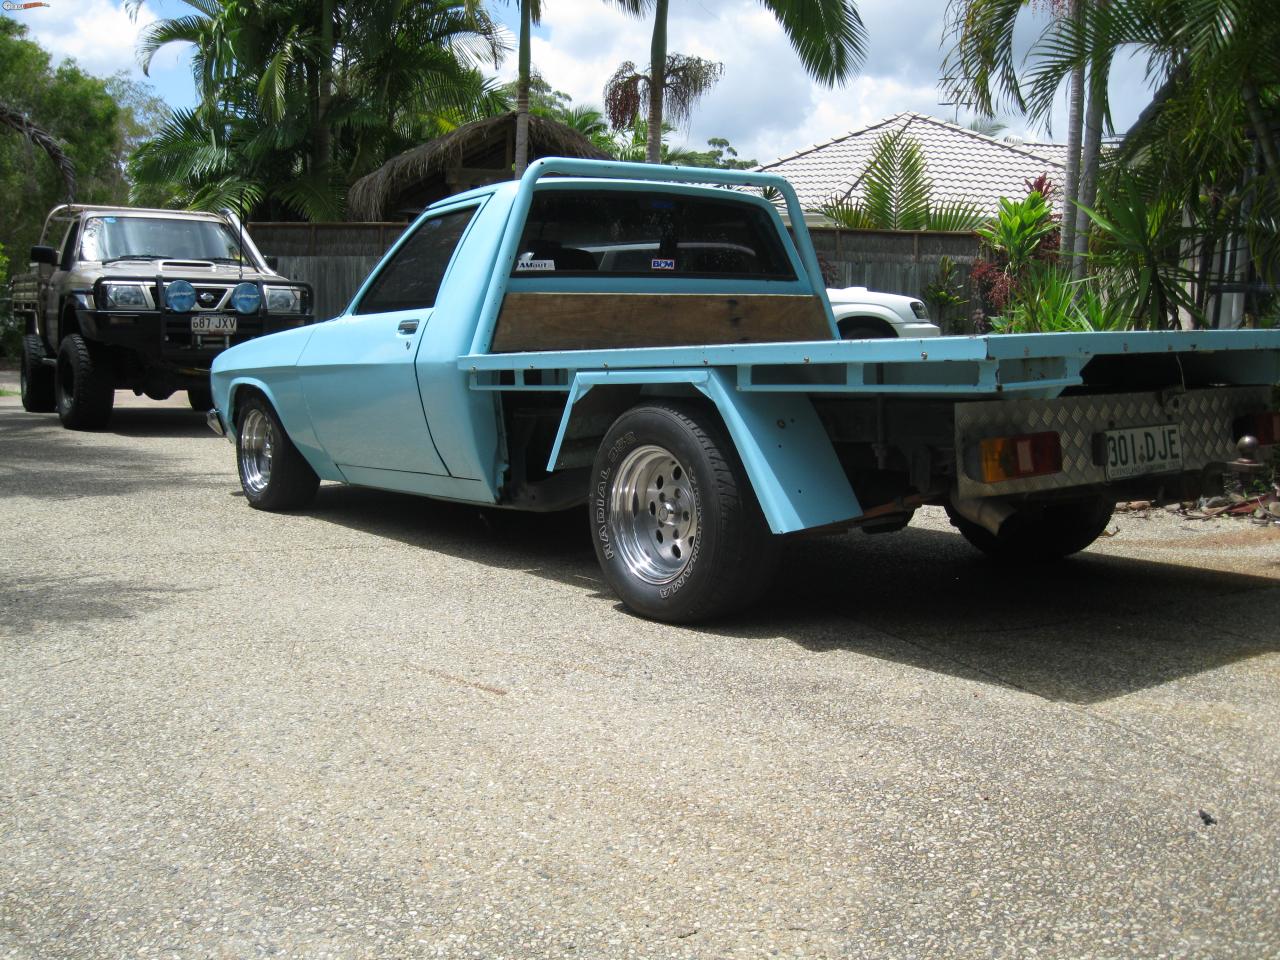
[{"left": 979, "top": 432, "right": 1063, "bottom": 483}]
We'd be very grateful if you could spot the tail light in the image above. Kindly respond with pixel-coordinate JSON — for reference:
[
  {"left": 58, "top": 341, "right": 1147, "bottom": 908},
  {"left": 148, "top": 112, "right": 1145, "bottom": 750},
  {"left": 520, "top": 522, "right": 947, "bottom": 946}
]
[{"left": 977, "top": 432, "right": 1063, "bottom": 483}]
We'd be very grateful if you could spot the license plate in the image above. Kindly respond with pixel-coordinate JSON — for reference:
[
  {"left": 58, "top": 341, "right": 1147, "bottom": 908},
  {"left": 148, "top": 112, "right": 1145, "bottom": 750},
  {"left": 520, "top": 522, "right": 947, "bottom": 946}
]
[
  {"left": 1101, "top": 424, "right": 1182, "bottom": 479},
  {"left": 192, "top": 315, "right": 237, "bottom": 335}
]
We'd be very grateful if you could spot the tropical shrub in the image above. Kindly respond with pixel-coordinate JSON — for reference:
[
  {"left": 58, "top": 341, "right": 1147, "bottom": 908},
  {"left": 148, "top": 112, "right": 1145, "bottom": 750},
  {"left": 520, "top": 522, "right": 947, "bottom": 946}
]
[
  {"left": 922, "top": 255, "right": 968, "bottom": 331},
  {"left": 1077, "top": 169, "right": 1200, "bottom": 329},
  {"left": 977, "top": 191, "right": 1058, "bottom": 277},
  {"left": 990, "top": 266, "right": 1130, "bottom": 334}
]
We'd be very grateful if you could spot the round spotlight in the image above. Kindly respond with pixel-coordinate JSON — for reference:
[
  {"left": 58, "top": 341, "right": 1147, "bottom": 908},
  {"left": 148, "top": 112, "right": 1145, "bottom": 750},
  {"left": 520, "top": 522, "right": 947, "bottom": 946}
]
[
  {"left": 165, "top": 280, "right": 196, "bottom": 313},
  {"left": 230, "top": 282, "right": 262, "bottom": 315}
]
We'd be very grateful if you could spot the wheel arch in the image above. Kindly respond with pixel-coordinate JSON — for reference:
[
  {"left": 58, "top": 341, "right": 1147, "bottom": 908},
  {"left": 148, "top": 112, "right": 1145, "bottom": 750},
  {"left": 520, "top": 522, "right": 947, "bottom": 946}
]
[
  {"left": 225, "top": 377, "right": 345, "bottom": 483},
  {"left": 834, "top": 309, "right": 898, "bottom": 339},
  {"left": 59, "top": 300, "right": 83, "bottom": 341},
  {"left": 551, "top": 369, "right": 863, "bottom": 534}
]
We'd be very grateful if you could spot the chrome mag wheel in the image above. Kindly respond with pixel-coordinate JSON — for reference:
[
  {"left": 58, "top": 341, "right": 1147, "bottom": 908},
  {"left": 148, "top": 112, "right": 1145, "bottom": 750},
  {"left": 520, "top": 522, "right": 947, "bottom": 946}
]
[
  {"left": 609, "top": 443, "right": 700, "bottom": 585},
  {"left": 238, "top": 407, "right": 274, "bottom": 495}
]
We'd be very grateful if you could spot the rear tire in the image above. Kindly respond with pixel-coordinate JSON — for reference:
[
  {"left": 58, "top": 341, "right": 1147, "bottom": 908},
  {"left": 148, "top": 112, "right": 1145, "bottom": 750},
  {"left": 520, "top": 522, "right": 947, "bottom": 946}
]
[
  {"left": 590, "top": 401, "right": 779, "bottom": 623},
  {"left": 20, "top": 335, "right": 56, "bottom": 412},
  {"left": 55, "top": 334, "right": 114, "bottom": 430},
  {"left": 235, "top": 394, "right": 319, "bottom": 511},
  {"left": 188, "top": 386, "right": 214, "bottom": 411},
  {"left": 946, "top": 496, "right": 1115, "bottom": 562}
]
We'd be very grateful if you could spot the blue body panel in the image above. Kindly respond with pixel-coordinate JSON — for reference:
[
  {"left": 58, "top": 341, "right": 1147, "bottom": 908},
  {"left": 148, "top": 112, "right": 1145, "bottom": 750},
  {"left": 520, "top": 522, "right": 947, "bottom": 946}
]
[{"left": 209, "top": 157, "right": 1280, "bottom": 533}]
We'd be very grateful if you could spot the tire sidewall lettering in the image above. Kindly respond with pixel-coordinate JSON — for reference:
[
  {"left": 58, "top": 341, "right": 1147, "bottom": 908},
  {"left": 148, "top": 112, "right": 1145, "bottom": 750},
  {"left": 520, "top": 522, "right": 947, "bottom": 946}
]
[{"left": 595, "top": 430, "right": 635, "bottom": 563}]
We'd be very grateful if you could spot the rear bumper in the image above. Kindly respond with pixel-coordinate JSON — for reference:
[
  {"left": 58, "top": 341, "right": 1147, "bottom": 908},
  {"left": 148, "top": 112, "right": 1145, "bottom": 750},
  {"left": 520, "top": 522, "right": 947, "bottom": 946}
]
[{"left": 954, "top": 386, "right": 1272, "bottom": 500}]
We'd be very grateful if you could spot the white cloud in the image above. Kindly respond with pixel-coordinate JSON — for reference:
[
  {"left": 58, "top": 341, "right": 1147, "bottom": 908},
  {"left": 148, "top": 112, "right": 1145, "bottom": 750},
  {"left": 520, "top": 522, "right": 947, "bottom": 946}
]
[
  {"left": 12, "top": 0, "right": 183, "bottom": 78},
  {"left": 493, "top": 0, "right": 1155, "bottom": 167}
]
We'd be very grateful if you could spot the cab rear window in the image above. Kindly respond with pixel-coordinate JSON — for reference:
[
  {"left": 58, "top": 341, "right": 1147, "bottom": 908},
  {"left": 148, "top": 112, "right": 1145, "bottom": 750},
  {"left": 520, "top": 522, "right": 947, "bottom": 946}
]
[{"left": 512, "top": 190, "right": 796, "bottom": 280}]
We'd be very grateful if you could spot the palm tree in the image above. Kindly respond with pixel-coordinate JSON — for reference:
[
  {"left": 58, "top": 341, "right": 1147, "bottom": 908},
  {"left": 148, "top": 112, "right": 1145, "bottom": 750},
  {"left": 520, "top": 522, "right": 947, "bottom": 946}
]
[
  {"left": 130, "top": 0, "right": 504, "bottom": 216},
  {"left": 603, "top": 54, "right": 722, "bottom": 161},
  {"left": 612, "top": 0, "right": 866, "bottom": 164},
  {"left": 945, "top": 0, "right": 1280, "bottom": 324},
  {"left": 1, "top": 102, "right": 75, "bottom": 200},
  {"left": 511, "top": 0, "right": 539, "bottom": 176}
]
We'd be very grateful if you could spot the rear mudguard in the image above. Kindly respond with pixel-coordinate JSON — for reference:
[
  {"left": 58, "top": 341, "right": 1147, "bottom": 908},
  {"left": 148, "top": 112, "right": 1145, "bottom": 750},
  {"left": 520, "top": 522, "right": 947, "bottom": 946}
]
[{"left": 549, "top": 368, "right": 861, "bottom": 534}]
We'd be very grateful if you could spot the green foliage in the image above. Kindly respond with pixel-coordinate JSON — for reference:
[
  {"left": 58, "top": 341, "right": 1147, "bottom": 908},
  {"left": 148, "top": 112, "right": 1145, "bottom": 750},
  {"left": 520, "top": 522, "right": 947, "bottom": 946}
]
[
  {"left": 976, "top": 191, "right": 1057, "bottom": 277},
  {"left": 128, "top": 0, "right": 507, "bottom": 219},
  {"left": 945, "top": 0, "right": 1280, "bottom": 328},
  {"left": 818, "top": 129, "right": 987, "bottom": 231},
  {"left": 0, "top": 240, "right": 16, "bottom": 357},
  {"left": 1077, "top": 170, "right": 1199, "bottom": 329},
  {"left": 922, "top": 255, "right": 968, "bottom": 330},
  {"left": 678, "top": 137, "right": 757, "bottom": 170},
  {"left": 608, "top": 119, "right": 703, "bottom": 165},
  {"left": 0, "top": 20, "right": 135, "bottom": 311},
  {"left": 990, "top": 266, "right": 1131, "bottom": 334}
]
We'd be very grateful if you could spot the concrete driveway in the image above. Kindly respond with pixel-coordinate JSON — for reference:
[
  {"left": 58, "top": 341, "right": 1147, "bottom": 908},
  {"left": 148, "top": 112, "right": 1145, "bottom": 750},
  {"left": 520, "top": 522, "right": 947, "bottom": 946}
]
[{"left": 2, "top": 383, "right": 1278, "bottom": 959}]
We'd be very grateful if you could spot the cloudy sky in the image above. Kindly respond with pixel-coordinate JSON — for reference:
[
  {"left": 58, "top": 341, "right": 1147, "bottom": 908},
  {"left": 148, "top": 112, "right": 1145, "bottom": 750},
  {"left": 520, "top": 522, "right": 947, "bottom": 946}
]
[{"left": 5, "top": 0, "right": 1158, "bottom": 166}]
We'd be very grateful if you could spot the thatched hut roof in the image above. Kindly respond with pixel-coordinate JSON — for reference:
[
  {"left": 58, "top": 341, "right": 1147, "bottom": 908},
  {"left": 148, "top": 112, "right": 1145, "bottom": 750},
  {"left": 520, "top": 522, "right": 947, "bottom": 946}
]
[{"left": 347, "top": 112, "right": 610, "bottom": 220}]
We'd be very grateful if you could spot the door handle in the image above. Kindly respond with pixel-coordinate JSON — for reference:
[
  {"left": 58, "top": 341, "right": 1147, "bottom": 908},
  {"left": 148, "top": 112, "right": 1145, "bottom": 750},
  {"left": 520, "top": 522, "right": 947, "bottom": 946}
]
[{"left": 397, "top": 319, "right": 419, "bottom": 335}]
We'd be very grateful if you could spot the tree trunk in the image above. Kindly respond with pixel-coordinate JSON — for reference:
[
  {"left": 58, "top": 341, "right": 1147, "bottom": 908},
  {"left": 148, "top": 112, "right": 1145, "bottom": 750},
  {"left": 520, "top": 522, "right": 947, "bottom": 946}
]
[
  {"left": 645, "top": 0, "right": 669, "bottom": 164},
  {"left": 1059, "top": 0, "right": 1084, "bottom": 269},
  {"left": 314, "top": 0, "right": 334, "bottom": 179},
  {"left": 513, "top": 0, "right": 532, "bottom": 177},
  {"left": 1073, "top": 56, "right": 1105, "bottom": 279},
  {"left": 1242, "top": 83, "right": 1279, "bottom": 175}
]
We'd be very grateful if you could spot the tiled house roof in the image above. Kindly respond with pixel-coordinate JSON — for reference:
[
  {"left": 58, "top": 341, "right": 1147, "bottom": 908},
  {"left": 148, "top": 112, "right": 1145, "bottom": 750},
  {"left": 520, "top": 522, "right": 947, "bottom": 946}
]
[{"left": 756, "top": 112, "right": 1067, "bottom": 215}]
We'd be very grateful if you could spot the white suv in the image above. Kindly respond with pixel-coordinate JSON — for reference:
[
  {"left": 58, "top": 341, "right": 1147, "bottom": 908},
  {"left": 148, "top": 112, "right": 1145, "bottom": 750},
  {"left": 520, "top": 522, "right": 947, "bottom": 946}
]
[{"left": 827, "top": 286, "right": 940, "bottom": 339}]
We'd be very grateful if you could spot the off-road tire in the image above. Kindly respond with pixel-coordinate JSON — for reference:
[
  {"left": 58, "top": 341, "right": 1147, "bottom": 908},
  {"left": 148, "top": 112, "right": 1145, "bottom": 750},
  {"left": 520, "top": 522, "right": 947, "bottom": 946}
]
[
  {"left": 590, "top": 401, "right": 779, "bottom": 623},
  {"left": 946, "top": 496, "right": 1115, "bottom": 562},
  {"left": 235, "top": 394, "right": 319, "bottom": 511},
  {"left": 20, "top": 335, "right": 56, "bottom": 412},
  {"left": 55, "top": 334, "right": 115, "bottom": 430},
  {"left": 188, "top": 385, "right": 214, "bottom": 411}
]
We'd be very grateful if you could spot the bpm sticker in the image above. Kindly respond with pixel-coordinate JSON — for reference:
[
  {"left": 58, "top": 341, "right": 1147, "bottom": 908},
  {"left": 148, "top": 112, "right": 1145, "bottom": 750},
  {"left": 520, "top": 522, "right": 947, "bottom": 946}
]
[
  {"left": 516, "top": 259, "right": 556, "bottom": 272},
  {"left": 651, "top": 258, "right": 676, "bottom": 270}
]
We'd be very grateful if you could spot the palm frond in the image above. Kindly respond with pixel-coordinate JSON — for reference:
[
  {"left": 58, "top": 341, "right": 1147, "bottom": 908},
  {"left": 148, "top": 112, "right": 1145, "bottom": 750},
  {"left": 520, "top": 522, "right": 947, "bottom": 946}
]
[
  {"left": 0, "top": 102, "right": 76, "bottom": 199},
  {"left": 762, "top": 0, "right": 866, "bottom": 86}
]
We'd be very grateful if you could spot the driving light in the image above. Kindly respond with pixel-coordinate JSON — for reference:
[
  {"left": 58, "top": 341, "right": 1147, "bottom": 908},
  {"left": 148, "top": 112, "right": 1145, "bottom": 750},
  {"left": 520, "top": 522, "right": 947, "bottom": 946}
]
[
  {"left": 230, "top": 282, "right": 261, "bottom": 315},
  {"left": 263, "top": 285, "right": 303, "bottom": 314},
  {"left": 165, "top": 280, "right": 196, "bottom": 312},
  {"left": 102, "top": 283, "right": 149, "bottom": 308},
  {"left": 976, "top": 432, "right": 1062, "bottom": 483}
]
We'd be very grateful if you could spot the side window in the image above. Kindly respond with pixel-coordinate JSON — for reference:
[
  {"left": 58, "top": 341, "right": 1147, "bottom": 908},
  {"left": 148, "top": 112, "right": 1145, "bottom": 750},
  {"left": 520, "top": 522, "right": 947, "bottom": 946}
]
[{"left": 355, "top": 208, "right": 476, "bottom": 315}]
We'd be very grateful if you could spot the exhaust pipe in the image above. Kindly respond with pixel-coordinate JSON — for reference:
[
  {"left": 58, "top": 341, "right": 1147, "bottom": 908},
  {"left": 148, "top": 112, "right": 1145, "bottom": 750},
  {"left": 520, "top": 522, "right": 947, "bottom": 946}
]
[{"left": 949, "top": 496, "right": 1016, "bottom": 536}]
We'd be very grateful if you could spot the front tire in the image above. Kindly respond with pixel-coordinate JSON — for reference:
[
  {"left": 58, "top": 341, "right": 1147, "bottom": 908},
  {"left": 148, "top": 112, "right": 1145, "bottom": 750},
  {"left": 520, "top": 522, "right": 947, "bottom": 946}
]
[
  {"left": 20, "top": 335, "right": 56, "bottom": 412},
  {"left": 235, "top": 394, "right": 319, "bottom": 511},
  {"left": 590, "top": 401, "right": 779, "bottom": 623},
  {"left": 55, "top": 334, "right": 114, "bottom": 429},
  {"left": 946, "top": 496, "right": 1115, "bottom": 562}
]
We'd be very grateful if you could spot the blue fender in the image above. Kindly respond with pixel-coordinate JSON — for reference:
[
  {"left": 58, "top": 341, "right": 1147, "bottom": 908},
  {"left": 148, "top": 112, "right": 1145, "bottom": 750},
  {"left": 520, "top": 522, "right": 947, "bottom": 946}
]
[
  {"left": 549, "top": 368, "right": 862, "bottom": 534},
  {"left": 211, "top": 326, "right": 345, "bottom": 482}
]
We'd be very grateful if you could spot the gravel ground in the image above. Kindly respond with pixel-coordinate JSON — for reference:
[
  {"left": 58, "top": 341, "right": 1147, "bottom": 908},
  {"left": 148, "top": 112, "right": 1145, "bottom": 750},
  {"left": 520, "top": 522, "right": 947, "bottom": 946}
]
[{"left": 2, "top": 380, "right": 1278, "bottom": 959}]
